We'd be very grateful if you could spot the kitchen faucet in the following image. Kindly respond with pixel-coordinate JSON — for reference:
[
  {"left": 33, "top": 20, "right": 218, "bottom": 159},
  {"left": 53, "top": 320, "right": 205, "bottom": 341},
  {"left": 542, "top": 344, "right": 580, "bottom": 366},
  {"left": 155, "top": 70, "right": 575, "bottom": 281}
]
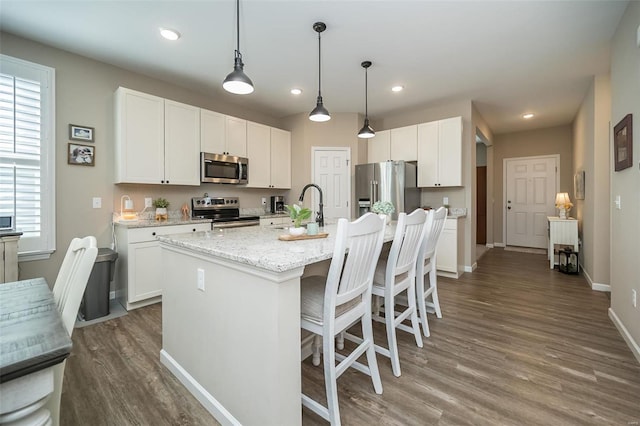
[{"left": 298, "top": 183, "right": 324, "bottom": 228}]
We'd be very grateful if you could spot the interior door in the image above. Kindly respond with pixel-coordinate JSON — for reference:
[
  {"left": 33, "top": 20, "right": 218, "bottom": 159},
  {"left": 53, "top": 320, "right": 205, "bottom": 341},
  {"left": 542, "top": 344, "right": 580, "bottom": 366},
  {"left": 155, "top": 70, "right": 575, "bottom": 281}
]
[
  {"left": 313, "top": 148, "right": 351, "bottom": 220},
  {"left": 505, "top": 156, "right": 557, "bottom": 248},
  {"left": 476, "top": 166, "right": 487, "bottom": 244}
]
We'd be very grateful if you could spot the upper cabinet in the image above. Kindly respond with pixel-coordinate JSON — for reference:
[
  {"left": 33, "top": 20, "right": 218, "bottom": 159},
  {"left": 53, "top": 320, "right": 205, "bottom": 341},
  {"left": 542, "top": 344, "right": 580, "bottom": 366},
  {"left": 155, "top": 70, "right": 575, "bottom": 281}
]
[
  {"left": 246, "top": 122, "right": 291, "bottom": 189},
  {"left": 367, "top": 125, "right": 417, "bottom": 163},
  {"left": 417, "top": 116, "right": 462, "bottom": 187},
  {"left": 201, "top": 111, "right": 247, "bottom": 157},
  {"left": 115, "top": 87, "right": 200, "bottom": 186}
]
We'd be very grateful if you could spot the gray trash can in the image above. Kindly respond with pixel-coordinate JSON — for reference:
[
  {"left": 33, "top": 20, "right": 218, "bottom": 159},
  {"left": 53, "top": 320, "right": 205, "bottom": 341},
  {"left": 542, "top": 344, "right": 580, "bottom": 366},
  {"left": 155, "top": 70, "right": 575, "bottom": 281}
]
[{"left": 80, "top": 248, "right": 118, "bottom": 321}]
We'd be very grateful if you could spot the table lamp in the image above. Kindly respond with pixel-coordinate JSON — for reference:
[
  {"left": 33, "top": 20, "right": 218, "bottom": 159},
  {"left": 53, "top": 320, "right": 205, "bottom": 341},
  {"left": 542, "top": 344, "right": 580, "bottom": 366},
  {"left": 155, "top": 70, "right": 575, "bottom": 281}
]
[
  {"left": 555, "top": 192, "right": 572, "bottom": 219},
  {"left": 120, "top": 195, "right": 138, "bottom": 221}
]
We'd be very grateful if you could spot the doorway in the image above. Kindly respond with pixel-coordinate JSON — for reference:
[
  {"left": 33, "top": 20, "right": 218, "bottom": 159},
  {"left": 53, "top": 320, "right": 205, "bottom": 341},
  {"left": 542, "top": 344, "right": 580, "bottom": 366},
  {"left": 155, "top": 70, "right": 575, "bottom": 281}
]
[
  {"left": 312, "top": 147, "right": 351, "bottom": 220},
  {"left": 504, "top": 155, "right": 558, "bottom": 249}
]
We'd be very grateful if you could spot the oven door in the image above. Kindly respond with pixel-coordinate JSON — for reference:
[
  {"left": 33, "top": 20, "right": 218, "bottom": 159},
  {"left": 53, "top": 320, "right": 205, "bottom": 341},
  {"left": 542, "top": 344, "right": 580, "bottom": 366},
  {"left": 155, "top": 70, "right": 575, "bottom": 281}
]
[{"left": 201, "top": 152, "right": 248, "bottom": 184}]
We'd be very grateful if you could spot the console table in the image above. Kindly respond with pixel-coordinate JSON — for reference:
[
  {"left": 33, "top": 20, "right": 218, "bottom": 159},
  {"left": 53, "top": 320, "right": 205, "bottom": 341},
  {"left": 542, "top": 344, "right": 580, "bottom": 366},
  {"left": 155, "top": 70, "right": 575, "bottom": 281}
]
[{"left": 547, "top": 217, "right": 579, "bottom": 269}]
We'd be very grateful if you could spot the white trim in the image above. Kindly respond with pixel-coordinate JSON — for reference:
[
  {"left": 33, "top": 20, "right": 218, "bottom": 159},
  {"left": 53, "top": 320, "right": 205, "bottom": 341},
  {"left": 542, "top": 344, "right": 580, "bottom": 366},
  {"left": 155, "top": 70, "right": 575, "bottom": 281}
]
[
  {"left": 581, "top": 268, "right": 611, "bottom": 292},
  {"left": 464, "top": 263, "right": 476, "bottom": 273},
  {"left": 310, "top": 146, "right": 352, "bottom": 220},
  {"left": 608, "top": 309, "right": 640, "bottom": 364},
  {"left": 486, "top": 243, "right": 494, "bottom": 248},
  {"left": 502, "top": 154, "right": 559, "bottom": 249},
  {"left": 494, "top": 242, "right": 506, "bottom": 248},
  {"left": 160, "top": 350, "right": 242, "bottom": 426}
]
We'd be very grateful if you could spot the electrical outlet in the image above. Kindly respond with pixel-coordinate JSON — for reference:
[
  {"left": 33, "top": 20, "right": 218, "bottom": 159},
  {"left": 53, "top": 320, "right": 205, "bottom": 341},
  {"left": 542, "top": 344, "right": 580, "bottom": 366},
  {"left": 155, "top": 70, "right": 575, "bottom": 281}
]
[
  {"left": 145, "top": 197, "right": 153, "bottom": 208},
  {"left": 197, "top": 268, "right": 205, "bottom": 291},
  {"left": 443, "top": 196, "right": 449, "bottom": 206},
  {"left": 261, "top": 197, "right": 267, "bottom": 206},
  {"left": 632, "top": 289, "right": 637, "bottom": 308},
  {"left": 615, "top": 195, "right": 621, "bottom": 210},
  {"left": 92, "top": 197, "right": 102, "bottom": 208}
]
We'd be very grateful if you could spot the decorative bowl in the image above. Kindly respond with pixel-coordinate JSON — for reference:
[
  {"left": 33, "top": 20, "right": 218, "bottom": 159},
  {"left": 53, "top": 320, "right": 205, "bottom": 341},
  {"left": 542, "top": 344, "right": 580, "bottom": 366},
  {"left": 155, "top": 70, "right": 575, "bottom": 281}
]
[{"left": 289, "top": 227, "right": 306, "bottom": 236}]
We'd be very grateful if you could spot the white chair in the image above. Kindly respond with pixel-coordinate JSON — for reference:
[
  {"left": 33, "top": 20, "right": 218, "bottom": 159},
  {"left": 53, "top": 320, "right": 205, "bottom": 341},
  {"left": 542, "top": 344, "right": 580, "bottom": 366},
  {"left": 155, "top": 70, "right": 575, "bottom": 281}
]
[
  {"left": 415, "top": 207, "right": 447, "bottom": 337},
  {"left": 300, "top": 213, "right": 385, "bottom": 425},
  {"left": 46, "top": 236, "right": 98, "bottom": 426},
  {"left": 371, "top": 209, "right": 427, "bottom": 377}
]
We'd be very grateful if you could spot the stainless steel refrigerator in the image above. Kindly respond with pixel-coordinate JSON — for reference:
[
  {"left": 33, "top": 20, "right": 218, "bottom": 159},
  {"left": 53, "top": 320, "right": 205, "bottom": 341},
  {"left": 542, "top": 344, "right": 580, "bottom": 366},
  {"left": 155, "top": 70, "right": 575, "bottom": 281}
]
[{"left": 355, "top": 161, "right": 420, "bottom": 220}]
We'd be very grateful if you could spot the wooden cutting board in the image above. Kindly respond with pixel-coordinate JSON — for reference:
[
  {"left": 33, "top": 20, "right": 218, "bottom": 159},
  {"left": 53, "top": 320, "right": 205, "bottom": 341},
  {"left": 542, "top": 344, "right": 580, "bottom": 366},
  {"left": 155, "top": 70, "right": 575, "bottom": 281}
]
[{"left": 278, "top": 233, "right": 329, "bottom": 241}]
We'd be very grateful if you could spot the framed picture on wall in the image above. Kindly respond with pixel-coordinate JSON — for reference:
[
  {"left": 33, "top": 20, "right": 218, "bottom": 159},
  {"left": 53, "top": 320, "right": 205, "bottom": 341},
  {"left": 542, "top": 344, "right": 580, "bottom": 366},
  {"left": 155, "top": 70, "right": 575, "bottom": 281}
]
[
  {"left": 613, "top": 114, "right": 632, "bottom": 172},
  {"left": 68, "top": 143, "right": 95, "bottom": 166},
  {"left": 574, "top": 170, "right": 585, "bottom": 200},
  {"left": 69, "top": 124, "right": 95, "bottom": 142}
]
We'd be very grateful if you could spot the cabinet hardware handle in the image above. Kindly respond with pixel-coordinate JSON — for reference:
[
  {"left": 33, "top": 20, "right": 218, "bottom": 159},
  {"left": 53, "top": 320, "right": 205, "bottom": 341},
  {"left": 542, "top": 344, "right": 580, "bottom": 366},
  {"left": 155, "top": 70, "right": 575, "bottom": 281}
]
[{"left": 152, "top": 232, "right": 156, "bottom": 236}]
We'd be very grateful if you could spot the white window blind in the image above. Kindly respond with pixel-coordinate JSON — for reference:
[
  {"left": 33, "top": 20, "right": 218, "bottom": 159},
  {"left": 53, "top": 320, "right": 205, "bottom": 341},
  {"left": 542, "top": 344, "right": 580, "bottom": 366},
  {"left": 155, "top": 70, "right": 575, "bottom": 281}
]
[{"left": 0, "top": 55, "right": 55, "bottom": 259}]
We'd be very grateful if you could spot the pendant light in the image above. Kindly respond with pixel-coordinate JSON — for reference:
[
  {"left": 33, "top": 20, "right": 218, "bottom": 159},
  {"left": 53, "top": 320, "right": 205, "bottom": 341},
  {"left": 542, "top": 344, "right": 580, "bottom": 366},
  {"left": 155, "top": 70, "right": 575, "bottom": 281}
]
[
  {"left": 309, "top": 22, "right": 330, "bottom": 122},
  {"left": 357, "top": 61, "right": 375, "bottom": 138},
  {"left": 223, "top": 0, "right": 254, "bottom": 95}
]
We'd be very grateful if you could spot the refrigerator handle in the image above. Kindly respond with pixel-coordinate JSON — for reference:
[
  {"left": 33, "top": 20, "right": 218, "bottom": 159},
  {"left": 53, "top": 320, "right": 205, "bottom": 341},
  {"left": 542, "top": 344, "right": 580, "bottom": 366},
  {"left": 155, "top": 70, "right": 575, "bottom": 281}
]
[{"left": 371, "top": 181, "right": 378, "bottom": 205}]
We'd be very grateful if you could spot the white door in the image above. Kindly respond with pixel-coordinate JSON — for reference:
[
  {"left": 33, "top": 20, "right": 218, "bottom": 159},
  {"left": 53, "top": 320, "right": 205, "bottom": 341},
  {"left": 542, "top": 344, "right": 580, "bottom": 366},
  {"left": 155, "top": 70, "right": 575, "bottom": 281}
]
[
  {"left": 505, "top": 156, "right": 558, "bottom": 248},
  {"left": 312, "top": 148, "right": 351, "bottom": 220}
]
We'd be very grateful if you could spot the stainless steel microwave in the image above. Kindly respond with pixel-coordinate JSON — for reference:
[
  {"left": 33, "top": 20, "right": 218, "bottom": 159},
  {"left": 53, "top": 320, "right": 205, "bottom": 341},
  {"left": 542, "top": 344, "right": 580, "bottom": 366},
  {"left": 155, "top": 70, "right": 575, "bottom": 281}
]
[
  {"left": 0, "top": 215, "right": 14, "bottom": 231},
  {"left": 201, "top": 152, "right": 248, "bottom": 184}
]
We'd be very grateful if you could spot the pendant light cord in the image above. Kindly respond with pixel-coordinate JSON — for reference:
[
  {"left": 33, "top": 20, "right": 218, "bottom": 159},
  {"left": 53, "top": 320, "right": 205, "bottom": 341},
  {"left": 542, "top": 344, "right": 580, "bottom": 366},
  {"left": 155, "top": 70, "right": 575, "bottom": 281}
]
[
  {"left": 365, "top": 66, "right": 368, "bottom": 117},
  {"left": 235, "top": 0, "right": 241, "bottom": 58},
  {"left": 317, "top": 31, "right": 322, "bottom": 96}
]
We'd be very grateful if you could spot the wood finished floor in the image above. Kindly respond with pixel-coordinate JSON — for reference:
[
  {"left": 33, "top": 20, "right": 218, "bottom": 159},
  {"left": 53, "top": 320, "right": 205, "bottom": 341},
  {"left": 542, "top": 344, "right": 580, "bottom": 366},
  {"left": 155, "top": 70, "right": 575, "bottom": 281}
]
[{"left": 62, "top": 249, "right": 640, "bottom": 425}]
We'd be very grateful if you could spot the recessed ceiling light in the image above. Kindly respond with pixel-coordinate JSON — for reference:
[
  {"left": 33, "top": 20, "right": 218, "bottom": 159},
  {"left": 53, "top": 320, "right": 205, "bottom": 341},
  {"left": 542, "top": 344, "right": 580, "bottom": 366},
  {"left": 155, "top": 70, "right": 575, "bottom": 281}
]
[
  {"left": 290, "top": 88, "right": 302, "bottom": 95},
  {"left": 160, "top": 28, "right": 181, "bottom": 41},
  {"left": 522, "top": 113, "right": 535, "bottom": 119},
  {"left": 391, "top": 85, "right": 404, "bottom": 92}
]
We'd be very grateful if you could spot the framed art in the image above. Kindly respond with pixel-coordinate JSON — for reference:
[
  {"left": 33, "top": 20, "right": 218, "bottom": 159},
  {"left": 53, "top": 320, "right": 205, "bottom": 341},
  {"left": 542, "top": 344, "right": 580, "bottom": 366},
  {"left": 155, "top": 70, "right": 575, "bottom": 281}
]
[
  {"left": 613, "top": 114, "right": 632, "bottom": 172},
  {"left": 69, "top": 124, "right": 95, "bottom": 142},
  {"left": 68, "top": 143, "right": 95, "bottom": 166},
  {"left": 574, "top": 170, "right": 585, "bottom": 200}
]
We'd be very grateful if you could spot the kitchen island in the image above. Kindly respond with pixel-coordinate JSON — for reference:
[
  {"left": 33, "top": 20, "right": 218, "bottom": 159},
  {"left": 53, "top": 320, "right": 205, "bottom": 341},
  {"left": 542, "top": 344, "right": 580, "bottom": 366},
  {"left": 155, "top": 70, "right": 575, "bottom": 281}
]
[{"left": 158, "top": 223, "right": 395, "bottom": 425}]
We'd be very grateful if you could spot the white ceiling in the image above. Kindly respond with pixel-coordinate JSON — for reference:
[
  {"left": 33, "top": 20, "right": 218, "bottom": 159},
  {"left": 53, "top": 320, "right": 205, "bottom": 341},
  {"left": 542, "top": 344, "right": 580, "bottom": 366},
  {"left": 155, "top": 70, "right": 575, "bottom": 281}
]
[{"left": 0, "top": 1, "right": 628, "bottom": 134}]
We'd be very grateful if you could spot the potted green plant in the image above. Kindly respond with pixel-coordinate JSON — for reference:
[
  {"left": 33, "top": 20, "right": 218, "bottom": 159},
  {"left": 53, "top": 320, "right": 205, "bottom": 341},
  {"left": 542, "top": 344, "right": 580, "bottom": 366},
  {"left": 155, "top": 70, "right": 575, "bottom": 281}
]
[
  {"left": 285, "top": 204, "right": 312, "bottom": 235},
  {"left": 371, "top": 200, "right": 395, "bottom": 225},
  {"left": 153, "top": 197, "right": 170, "bottom": 221}
]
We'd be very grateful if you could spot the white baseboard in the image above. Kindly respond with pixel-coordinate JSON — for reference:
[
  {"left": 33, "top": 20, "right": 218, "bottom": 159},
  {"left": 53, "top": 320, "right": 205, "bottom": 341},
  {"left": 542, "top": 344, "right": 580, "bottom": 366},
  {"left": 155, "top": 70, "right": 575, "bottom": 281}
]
[
  {"left": 581, "top": 268, "right": 611, "bottom": 292},
  {"left": 109, "top": 290, "right": 115, "bottom": 300},
  {"left": 494, "top": 242, "right": 506, "bottom": 248},
  {"left": 160, "top": 350, "right": 241, "bottom": 426},
  {"left": 464, "top": 263, "right": 476, "bottom": 273},
  {"left": 608, "top": 308, "right": 640, "bottom": 364},
  {"left": 486, "top": 243, "right": 495, "bottom": 248}
]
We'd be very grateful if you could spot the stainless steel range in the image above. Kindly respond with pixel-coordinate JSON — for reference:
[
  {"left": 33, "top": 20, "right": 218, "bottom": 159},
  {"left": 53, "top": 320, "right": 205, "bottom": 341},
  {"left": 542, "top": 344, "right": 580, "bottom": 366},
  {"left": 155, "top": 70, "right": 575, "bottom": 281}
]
[{"left": 191, "top": 195, "right": 260, "bottom": 228}]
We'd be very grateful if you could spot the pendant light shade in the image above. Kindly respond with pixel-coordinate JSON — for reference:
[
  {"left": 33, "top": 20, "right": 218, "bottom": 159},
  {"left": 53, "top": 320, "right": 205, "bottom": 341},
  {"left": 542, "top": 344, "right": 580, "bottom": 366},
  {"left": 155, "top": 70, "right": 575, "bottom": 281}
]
[
  {"left": 223, "top": 0, "right": 254, "bottom": 95},
  {"left": 358, "top": 61, "right": 375, "bottom": 138},
  {"left": 309, "top": 22, "right": 330, "bottom": 122}
]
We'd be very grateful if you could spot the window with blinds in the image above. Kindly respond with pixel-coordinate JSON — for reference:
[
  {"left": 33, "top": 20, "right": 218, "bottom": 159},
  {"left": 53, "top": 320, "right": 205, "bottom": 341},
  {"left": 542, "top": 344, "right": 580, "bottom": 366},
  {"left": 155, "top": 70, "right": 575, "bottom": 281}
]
[{"left": 0, "top": 55, "right": 55, "bottom": 259}]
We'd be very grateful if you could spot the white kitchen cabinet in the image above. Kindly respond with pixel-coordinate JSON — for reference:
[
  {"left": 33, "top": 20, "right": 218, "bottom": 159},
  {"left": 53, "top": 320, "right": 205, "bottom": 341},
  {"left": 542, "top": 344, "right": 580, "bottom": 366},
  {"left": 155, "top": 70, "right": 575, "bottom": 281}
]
[
  {"left": 417, "top": 116, "right": 462, "bottom": 187},
  {"left": 200, "top": 109, "right": 226, "bottom": 154},
  {"left": 246, "top": 123, "right": 291, "bottom": 189},
  {"left": 115, "top": 223, "right": 211, "bottom": 310},
  {"left": 367, "top": 130, "right": 391, "bottom": 163},
  {"left": 225, "top": 116, "right": 247, "bottom": 157},
  {"left": 436, "top": 216, "right": 465, "bottom": 278},
  {"left": 259, "top": 216, "right": 295, "bottom": 227},
  {"left": 115, "top": 87, "right": 200, "bottom": 185},
  {"left": 390, "top": 125, "right": 418, "bottom": 161}
]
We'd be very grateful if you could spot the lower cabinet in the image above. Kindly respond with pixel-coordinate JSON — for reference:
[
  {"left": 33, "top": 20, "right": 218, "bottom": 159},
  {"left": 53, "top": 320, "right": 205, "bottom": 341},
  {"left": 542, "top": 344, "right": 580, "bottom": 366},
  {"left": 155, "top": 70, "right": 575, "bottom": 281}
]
[
  {"left": 436, "top": 217, "right": 465, "bottom": 278},
  {"left": 0, "top": 234, "right": 20, "bottom": 283},
  {"left": 259, "top": 216, "right": 295, "bottom": 227},
  {"left": 115, "top": 223, "right": 211, "bottom": 310}
]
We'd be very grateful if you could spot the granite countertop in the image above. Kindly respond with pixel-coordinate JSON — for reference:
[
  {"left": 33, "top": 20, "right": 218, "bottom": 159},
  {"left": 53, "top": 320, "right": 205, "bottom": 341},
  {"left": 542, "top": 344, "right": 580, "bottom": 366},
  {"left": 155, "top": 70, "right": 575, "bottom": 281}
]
[
  {"left": 0, "top": 277, "right": 72, "bottom": 383},
  {"left": 0, "top": 230, "right": 23, "bottom": 238},
  {"left": 114, "top": 217, "right": 212, "bottom": 229},
  {"left": 260, "top": 212, "right": 290, "bottom": 219},
  {"left": 158, "top": 222, "right": 396, "bottom": 273}
]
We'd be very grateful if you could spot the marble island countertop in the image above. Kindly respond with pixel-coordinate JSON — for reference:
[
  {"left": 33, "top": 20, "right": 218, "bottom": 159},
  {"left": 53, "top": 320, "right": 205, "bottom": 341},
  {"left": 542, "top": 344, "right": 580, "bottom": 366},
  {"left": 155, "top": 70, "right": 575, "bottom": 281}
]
[{"left": 158, "top": 222, "right": 396, "bottom": 273}]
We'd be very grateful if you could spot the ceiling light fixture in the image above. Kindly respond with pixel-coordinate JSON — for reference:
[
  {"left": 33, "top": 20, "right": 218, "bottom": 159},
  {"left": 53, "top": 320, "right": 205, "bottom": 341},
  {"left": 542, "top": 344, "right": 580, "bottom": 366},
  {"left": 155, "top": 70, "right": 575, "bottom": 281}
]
[
  {"left": 309, "top": 22, "right": 330, "bottom": 122},
  {"left": 223, "top": 0, "right": 254, "bottom": 95},
  {"left": 523, "top": 113, "right": 535, "bottom": 119},
  {"left": 358, "top": 61, "right": 375, "bottom": 139},
  {"left": 160, "top": 28, "right": 181, "bottom": 41},
  {"left": 290, "top": 88, "right": 302, "bottom": 95},
  {"left": 391, "top": 85, "right": 404, "bottom": 92}
]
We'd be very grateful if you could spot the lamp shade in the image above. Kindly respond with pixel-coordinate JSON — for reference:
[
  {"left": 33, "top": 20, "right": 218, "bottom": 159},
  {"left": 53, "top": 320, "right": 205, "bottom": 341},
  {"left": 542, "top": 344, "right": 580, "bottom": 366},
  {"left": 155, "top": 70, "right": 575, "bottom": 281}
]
[
  {"left": 223, "top": 57, "right": 254, "bottom": 95},
  {"left": 309, "top": 96, "right": 330, "bottom": 122},
  {"left": 555, "top": 192, "right": 570, "bottom": 206},
  {"left": 358, "top": 118, "right": 375, "bottom": 138}
]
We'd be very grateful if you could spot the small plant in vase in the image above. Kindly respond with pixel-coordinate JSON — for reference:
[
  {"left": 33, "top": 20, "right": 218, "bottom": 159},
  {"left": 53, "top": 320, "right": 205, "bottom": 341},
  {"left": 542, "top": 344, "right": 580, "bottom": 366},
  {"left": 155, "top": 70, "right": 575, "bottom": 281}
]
[
  {"left": 285, "top": 204, "right": 312, "bottom": 236},
  {"left": 372, "top": 201, "right": 395, "bottom": 225},
  {"left": 153, "top": 197, "right": 170, "bottom": 221}
]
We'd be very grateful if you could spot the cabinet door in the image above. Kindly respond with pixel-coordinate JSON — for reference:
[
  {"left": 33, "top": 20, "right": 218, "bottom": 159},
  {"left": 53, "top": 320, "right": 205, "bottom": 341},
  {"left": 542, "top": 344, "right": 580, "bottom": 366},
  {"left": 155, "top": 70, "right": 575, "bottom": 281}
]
[
  {"left": 128, "top": 241, "right": 162, "bottom": 302},
  {"left": 367, "top": 130, "right": 390, "bottom": 163},
  {"left": 201, "top": 109, "right": 226, "bottom": 154},
  {"left": 390, "top": 125, "right": 417, "bottom": 161},
  {"left": 115, "top": 87, "right": 164, "bottom": 184},
  {"left": 225, "top": 116, "right": 247, "bottom": 157},
  {"left": 246, "top": 122, "right": 271, "bottom": 188},
  {"left": 437, "top": 116, "right": 462, "bottom": 186},
  {"left": 164, "top": 100, "right": 200, "bottom": 186},
  {"left": 417, "top": 121, "right": 439, "bottom": 187},
  {"left": 270, "top": 128, "right": 291, "bottom": 189},
  {"left": 436, "top": 228, "right": 457, "bottom": 273}
]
